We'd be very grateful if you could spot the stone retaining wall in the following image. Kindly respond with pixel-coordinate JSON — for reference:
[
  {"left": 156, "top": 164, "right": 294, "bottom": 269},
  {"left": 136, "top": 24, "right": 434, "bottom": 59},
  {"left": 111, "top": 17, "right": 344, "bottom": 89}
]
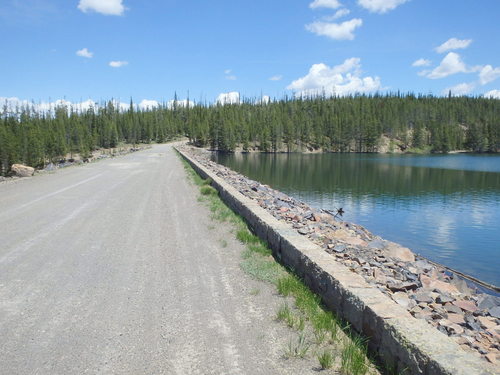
[{"left": 176, "top": 147, "right": 498, "bottom": 375}]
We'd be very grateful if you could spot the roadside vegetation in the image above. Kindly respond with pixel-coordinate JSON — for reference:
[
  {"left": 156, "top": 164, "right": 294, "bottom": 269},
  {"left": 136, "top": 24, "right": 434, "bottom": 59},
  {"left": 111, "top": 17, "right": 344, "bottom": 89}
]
[
  {"left": 2, "top": 94, "right": 499, "bottom": 176},
  {"left": 178, "top": 152, "right": 405, "bottom": 374}
]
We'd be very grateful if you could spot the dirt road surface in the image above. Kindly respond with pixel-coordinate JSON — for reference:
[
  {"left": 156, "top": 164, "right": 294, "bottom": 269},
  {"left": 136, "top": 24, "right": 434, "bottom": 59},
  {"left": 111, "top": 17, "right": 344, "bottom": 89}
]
[{"left": 0, "top": 144, "right": 319, "bottom": 374}]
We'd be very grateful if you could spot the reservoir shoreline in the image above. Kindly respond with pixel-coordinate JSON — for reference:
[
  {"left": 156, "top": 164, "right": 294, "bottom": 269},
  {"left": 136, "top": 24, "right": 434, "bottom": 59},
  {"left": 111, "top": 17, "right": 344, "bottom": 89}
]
[
  {"left": 179, "top": 147, "right": 497, "bottom": 374},
  {"left": 211, "top": 150, "right": 500, "bottom": 286},
  {"left": 177, "top": 143, "right": 500, "bottom": 370}
]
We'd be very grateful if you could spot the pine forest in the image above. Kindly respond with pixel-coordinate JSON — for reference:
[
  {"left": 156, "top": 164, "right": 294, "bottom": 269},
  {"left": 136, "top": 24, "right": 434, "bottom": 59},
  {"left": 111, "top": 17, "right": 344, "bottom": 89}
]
[{"left": 1, "top": 94, "right": 499, "bottom": 176}]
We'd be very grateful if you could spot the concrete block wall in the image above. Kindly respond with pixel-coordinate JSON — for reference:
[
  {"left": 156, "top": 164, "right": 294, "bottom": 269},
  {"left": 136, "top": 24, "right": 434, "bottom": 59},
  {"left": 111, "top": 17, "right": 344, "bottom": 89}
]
[{"left": 177, "top": 147, "right": 498, "bottom": 375}]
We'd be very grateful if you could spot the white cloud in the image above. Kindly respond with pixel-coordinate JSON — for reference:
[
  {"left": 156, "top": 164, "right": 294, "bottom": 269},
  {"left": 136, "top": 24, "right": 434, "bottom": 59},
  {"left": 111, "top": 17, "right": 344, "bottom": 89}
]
[
  {"left": 0, "top": 97, "right": 30, "bottom": 111},
  {"left": 287, "top": 58, "right": 383, "bottom": 97},
  {"left": 357, "top": 0, "right": 409, "bottom": 14},
  {"left": 435, "top": 38, "right": 472, "bottom": 54},
  {"left": 442, "top": 82, "right": 476, "bottom": 96},
  {"left": 216, "top": 92, "right": 240, "bottom": 105},
  {"left": 329, "top": 8, "right": 351, "bottom": 20},
  {"left": 269, "top": 75, "right": 283, "bottom": 81},
  {"left": 77, "top": 99, "right": 98, "bottom": 111},
  {"left": 0, "top": 97, "right": 99, "bottom": 113},
  {"left": 0, "top": 97, "right": 209, "bottom": 113},
  {"left": 306, "top": 18, "right": 363, "bottom": 40},
  {"left": 310, "top": 0, "right": 342, "bottom": 9},
  {"left": 78, "top": 0, "right": 125, "bottom": 16},
  {"left": 256, "top": 95, "right": 271, "bottom": 105},
  {"left": 422, "top": 52, "right": 471, "bottom": 79},
  {"left": 479, "top": 65, "right": 500, "bottom": 85},
  {"left": 224, "top": 69, "right": 236, "bottom": 80},
  {"left": 138, "top": 99, "right": 159, "bottom": 110},
  {"left": 110, "top": 100, "right": 130, "bottom": 112},
  {"left": 167, "top": 99, "right": 195, "bottom": 109},
  {"left": 109, "top": 60, "right": 128, "bottom": 68},
  {"left": 76, "top": 48, "right": 93, "bottom": 58},
  {"left": 417, "top": 69, "right": 430, "bottom": 77},
  {"left": 484, "top": 90, "right": 500, "bottom": 99},
  {"left": 1, "top": 97, "right": 197, "bottom": 113},
  {"left": 412, "top": 58, "right": 431, "bottom": 67},
  {"left": 37, "top": 99, "right": 72, "bottom": 112}
]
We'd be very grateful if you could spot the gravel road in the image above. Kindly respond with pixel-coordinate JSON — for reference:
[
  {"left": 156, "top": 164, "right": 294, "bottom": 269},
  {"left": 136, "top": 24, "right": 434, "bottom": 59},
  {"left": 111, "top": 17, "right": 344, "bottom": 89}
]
[{"left": 0, "top": 144, "right": 319, "bottom": 374}]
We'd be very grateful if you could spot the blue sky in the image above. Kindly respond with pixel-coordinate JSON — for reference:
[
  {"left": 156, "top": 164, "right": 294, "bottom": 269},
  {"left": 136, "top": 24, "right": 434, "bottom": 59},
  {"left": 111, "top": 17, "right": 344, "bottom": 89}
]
[{"left": 1, "top": 0, "right": 499, "bottom": 109}]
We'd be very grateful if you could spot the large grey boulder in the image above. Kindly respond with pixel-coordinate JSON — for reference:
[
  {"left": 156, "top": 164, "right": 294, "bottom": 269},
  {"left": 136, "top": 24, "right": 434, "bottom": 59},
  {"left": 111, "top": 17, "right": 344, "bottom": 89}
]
[{"left": 11, "top": 164, "right": 35, "bottom": 177}]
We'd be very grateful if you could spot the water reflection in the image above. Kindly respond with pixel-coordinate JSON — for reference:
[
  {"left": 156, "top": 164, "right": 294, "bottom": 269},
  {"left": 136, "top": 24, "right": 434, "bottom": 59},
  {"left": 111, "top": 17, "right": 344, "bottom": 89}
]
[
  {"left": 213, "top": 152, "right": 500, "bottom": 286},
  {"left": 221, "top": 153, "right": 500, "bottom": 198}
]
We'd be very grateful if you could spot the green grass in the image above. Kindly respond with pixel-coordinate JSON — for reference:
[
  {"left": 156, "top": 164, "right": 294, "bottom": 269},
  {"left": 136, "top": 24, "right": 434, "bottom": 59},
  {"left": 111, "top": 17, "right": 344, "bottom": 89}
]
[
  {"left": 209, "top": 198, "right": 242, "bottom": 223},
  {"left": 277, "top": 274, "right": 321, "bottom": 317},
  {"left": 236, "top": 228, "right": 260, "bottom": 244},
  {"left": 406, "top": 145, "right": 433, "bottom": 154},
  {"left": 200, "top": 185, "right": 218, "bottom": 196},
  {"left": 178, "top": 150, "right": 379, "bottom": 374},
  {"left": 276, "top": 304, "right": 307, "bottom": 331},
  {"left": 179, "top": 155, "right": 205, "bottom": 186},
  {"left": 248, "top": 242, "right": 272, "bottom": 256},
  {"left": 240, "top": 253, "right": 285, "bottom": 283},
  {"left": 276, "top": 303, "right": 294, "bottom": 325},
  {"left": 276, "top": 274, "right": 303, "bottom": 297},
  {"left": 341, "top": 335, "right": 369, "bottom": 375},
  {"left": 312, "top": 310, "right": 337, "bottom": 332},
  {"left": 317, "top": 349, "right": 334, "bottom": 370},
  {"left": 329, "top": 320, "right": 340, "bottom": 343},
  {"left": 284, "top": 333, "right": 310, "bottom": 359},
  {"left": 313, "top": 327, "right": 327, "bottom": 345}
]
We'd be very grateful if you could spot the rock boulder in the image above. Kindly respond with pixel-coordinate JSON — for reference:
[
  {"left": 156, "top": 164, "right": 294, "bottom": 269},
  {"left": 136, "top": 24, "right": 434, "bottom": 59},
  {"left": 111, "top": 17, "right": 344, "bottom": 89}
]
[
  {"left": 384, "top": 242, "right": 415, "bottom": 262},
  {"left": 11, "top": 164, "right": 35, "bottom": 177},
  {"left": 420, "top": 274, "right": 460, "bottom": 295}
]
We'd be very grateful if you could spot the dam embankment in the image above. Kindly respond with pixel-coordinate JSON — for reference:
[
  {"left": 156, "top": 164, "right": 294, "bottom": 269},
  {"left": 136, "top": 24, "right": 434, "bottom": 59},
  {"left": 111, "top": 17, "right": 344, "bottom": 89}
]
[{"left": 176, "top": 144, "right": 499, "bottom": 375}]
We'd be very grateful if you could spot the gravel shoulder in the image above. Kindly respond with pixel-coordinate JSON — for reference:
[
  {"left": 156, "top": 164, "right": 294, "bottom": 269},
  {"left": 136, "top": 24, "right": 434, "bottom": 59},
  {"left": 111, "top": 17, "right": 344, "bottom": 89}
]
[{"left": 0, "top": 144, "right": 323, "bottom": 374}]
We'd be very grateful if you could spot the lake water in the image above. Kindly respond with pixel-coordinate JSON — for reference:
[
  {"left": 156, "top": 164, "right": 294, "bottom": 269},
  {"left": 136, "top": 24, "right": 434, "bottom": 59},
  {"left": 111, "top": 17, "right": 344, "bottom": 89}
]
[{"left": 212, "top": 153, "right": 500, "bottom": 286}]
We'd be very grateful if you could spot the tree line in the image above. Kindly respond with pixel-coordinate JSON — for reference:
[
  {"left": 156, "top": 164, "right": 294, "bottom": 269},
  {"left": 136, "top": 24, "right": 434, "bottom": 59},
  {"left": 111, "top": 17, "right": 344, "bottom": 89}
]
[{"left": 1, "top": 93, "right": 499, "bottom": 176}]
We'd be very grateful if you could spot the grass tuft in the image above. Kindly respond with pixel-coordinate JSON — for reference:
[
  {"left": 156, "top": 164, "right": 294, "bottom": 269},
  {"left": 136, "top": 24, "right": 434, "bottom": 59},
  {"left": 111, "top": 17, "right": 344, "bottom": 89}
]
[
  {"left": 296, "top": 315, "right": 306, "bottom": 331},
  {"left": 340, "top": 335, "right": 369, "bottom": 375},
  {"left": 240, "top": 254, "right": 285, "bottom": 283},
  {"left": 312, "top": 310, "right": 339, "bottom": 344},
  {"left": 208, "top": 199, "right": 235, "bottom": 222},
  {"left": 295, "top": 289, "right": 320, "bottom": 316},
  {"left": 236, "top": 228, "right": 260, "bottom": 244},
  {"left": 284, "top": 333, "right": 310, "bottom": 359},
  {"left": 314, "top": 328, "right": 327, "bottom": 345},
  {"left": 276, "top": 304, "right": 306, "bottom": 331},
  {"left": 276, "top": 275, "right": 303, "bottom": 297},
  {"left": 200, "top": 185, "right": 218, "bottom": 196},
  {"left": 317, "top": 349, "right": 334, "bottom": 370},
  {"left": 276, "top": 303, "right": 292, "bottom": 322},
  {"left": 277, "top": 275, "right": 320, "bottom": 316},
  {"left": 248, "top": 243, "right": 272, "bottom": 256}
]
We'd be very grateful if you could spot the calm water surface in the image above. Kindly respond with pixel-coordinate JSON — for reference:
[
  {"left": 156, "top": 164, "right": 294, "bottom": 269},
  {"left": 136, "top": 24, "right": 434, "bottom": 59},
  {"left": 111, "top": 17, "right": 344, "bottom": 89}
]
[{"left": 212, "top": 153, "right": 500, "bottom": 286}]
